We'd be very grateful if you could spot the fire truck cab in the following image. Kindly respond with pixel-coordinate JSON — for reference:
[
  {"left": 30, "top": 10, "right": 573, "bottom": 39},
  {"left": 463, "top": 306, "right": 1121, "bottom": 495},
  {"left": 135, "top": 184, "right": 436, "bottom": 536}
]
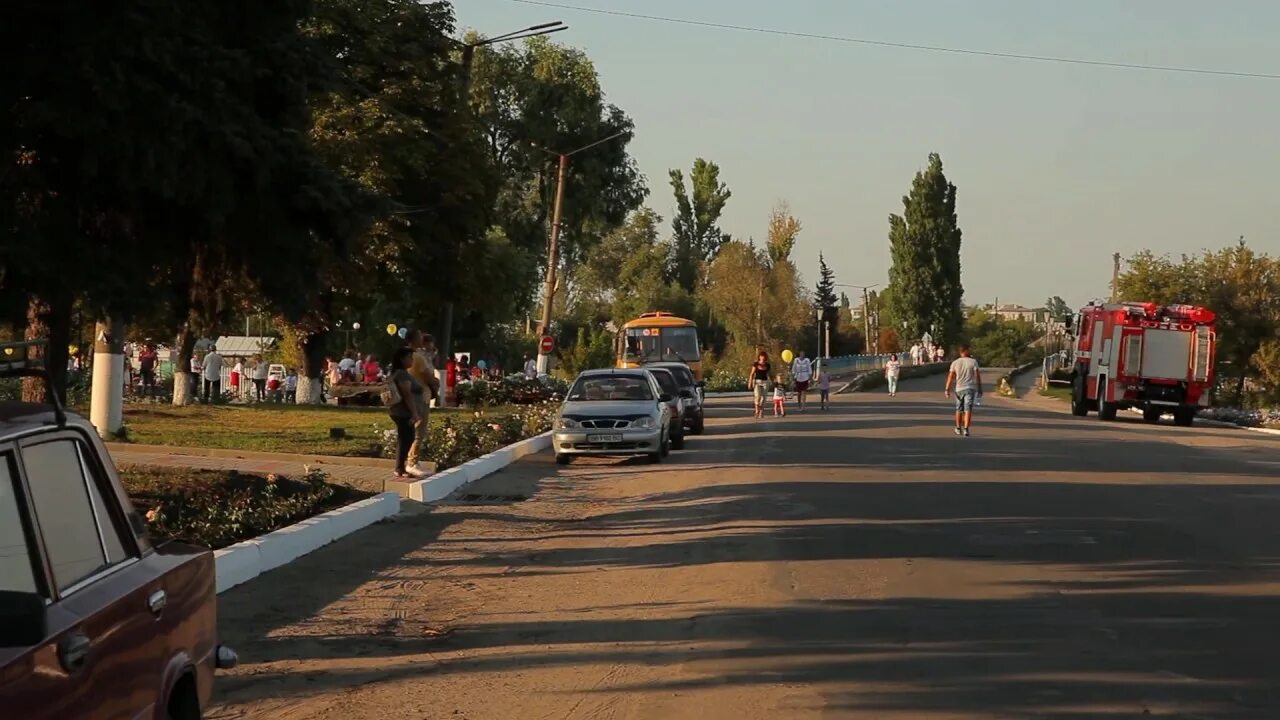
[{"left": 1069, "top": 302, "right": 1216, "bottom": 426}]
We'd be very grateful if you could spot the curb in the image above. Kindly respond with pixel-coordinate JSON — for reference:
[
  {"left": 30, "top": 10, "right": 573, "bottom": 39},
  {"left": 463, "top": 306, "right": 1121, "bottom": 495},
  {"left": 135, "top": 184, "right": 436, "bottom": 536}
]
[
  {"left": 214, "top": 491, "right": 400, "bottom": 594},
  {"left": 402, "top": 431, "right": 553, "bottom": 502}
]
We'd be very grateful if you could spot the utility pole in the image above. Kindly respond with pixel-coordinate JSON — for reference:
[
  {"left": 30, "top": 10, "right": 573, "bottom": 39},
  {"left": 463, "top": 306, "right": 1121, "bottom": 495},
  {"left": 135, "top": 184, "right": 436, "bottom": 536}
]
[
  {"left": 1111, "top": 252, "right": 1121, "bottom": 303},
  {"left": 534, "top": 152, "right": 570, "bottom": 373},
  {"left": 862, "top": 287, "right": 872, "bottom": 355}
]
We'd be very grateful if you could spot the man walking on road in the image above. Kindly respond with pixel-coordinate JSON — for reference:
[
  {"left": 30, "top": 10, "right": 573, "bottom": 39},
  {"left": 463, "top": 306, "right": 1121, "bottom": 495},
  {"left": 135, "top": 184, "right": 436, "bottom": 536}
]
[
  {"left": 791, "top": 350, "right": 813, "bottom": 410},
  {"left": 944, "top": 344, "right": 982, "bottom": 436}
]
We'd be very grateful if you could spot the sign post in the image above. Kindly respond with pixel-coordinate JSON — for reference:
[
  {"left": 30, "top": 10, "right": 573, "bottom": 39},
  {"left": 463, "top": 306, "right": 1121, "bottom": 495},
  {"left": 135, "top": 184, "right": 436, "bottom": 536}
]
[{"left": 536, "top": 335, "right": 555, "bottom": 375}]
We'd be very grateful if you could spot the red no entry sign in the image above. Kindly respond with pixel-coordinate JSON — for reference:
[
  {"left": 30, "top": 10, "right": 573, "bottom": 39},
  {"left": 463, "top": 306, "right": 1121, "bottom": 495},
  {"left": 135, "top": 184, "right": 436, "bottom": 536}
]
[{"left": 539, "top": 335, "right": 555, "bottom": 354}]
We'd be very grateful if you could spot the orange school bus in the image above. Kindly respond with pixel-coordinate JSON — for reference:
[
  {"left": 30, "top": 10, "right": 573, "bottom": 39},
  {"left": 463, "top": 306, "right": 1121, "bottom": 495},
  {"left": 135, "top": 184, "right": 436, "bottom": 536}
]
[{"left": 616, "top": 312, "right": 703, "bottom": 380}]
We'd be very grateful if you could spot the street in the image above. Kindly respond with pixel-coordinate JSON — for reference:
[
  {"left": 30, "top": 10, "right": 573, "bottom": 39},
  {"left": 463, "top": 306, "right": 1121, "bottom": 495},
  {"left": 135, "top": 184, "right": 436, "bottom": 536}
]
[{"left": 207, "top": 374, "right": 1280, "bottom": 719}]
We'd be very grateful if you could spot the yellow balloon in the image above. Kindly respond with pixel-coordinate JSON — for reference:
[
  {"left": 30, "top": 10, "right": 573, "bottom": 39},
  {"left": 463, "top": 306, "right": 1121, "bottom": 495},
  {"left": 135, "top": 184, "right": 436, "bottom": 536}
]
[
  {"left": 386, "top": 323, "right": 398, "bottom": 336},
  {"left": 781, "top": 349, "right": 794, "bottom": 363}
]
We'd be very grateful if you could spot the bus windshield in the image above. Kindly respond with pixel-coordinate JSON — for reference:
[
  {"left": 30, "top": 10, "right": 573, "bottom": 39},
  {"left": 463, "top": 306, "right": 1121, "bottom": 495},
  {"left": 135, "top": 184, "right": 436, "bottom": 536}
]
[{"left": 623, "top": 327, "right": 701, "bottom": 363}]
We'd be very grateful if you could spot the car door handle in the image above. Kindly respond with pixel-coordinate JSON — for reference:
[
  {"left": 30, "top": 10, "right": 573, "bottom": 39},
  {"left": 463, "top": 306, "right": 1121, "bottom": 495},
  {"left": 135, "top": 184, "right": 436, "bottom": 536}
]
[
  {"left": 147, "top": 589, "right": 167, "bottom": 615},
  {"left": 58, "top": 632, "right": 91, "bottom": 674}
]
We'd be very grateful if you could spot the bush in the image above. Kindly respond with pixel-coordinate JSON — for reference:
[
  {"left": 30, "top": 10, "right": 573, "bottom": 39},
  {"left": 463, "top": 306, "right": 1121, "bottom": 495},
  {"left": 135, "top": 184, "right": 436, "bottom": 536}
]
[
  {"left": 380, "top": 401, "right": 558, "bottom": 470},
  {"left": 121, "top": 467, "right": 369, "bottom": 550},
  {"left": 704, "top": 368, "right": 748, "bottom": 393}
]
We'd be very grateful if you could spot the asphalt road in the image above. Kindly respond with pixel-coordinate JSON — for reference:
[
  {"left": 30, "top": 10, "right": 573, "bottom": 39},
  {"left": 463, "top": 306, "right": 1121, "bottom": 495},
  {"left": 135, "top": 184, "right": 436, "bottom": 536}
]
[{"left": 208, "top": 373, "right": 1280, "bottom": 720}]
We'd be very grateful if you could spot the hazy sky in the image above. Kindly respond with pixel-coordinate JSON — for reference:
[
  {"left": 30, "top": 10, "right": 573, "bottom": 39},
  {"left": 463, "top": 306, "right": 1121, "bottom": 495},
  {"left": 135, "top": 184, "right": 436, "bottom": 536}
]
[{"left": 457, "top": 0, "right": 1280, "bottom": 309}]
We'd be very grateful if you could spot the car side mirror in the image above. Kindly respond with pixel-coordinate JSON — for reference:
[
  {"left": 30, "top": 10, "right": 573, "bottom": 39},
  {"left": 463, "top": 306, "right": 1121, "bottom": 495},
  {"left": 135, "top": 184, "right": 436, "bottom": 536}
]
[
  {"left": 679, "top": 389, "right": 693, "bottom": 399},
  {"left": 0, "top": 591, "right": 48, "bottom": 648},
  {"left": 659, "top": 393, "right": 672, "bottom": 403}
]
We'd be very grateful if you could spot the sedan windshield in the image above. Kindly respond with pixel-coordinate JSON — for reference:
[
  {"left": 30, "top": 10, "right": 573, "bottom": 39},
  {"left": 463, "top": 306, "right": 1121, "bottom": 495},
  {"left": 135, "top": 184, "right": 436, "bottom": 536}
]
[{"left": 567, "top": 375, "right": 654, "bottom": 402}]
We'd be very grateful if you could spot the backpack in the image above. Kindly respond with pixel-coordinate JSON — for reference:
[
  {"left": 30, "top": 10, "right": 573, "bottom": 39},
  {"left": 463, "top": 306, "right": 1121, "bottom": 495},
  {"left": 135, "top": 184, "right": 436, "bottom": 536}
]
[{"left": 381, "top": 374, "right": 402, "bottom": 408}]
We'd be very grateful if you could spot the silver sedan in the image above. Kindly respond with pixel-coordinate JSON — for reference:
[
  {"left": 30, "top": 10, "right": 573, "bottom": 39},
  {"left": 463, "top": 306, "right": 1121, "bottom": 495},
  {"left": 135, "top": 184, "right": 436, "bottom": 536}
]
[{"left": 553, "top": 369, "right": 673, "bottom": 465}]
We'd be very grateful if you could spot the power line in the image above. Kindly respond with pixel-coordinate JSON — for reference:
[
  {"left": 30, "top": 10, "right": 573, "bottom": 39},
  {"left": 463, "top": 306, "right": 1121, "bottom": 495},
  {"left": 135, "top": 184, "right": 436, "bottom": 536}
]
[{"left": 507, "top": 0, "right": 1280, "bottom": 80}]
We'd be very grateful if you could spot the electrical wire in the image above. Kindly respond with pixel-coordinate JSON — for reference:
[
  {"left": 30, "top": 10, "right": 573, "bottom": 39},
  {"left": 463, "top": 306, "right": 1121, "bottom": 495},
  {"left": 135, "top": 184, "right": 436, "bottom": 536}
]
[{"left": 507, "top": 0, "right": 1280, "bottom": 80}]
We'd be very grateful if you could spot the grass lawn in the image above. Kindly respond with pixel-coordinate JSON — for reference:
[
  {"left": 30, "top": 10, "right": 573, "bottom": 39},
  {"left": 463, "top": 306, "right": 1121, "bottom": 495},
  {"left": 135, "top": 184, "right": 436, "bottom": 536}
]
[
  {"left": 121, "top": 466, "right": 372, "bottom": 549},
  {"left": 1039, "top": 385, "right": 1071, "bottom": 402},
  {"left": 119, "top": 402, "right": 513, "bottom": 457}
]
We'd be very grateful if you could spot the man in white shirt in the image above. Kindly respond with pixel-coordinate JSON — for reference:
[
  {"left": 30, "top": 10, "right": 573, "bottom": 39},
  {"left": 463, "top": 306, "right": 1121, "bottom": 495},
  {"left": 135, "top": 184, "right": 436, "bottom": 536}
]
[
  {"left": 790, "top": 350, "right": 814, "bottom": 411},
  {"left": 201, "top": 346, "right": 223, "bottom": 404},
  {"left": 944, "top": 344, "right": 983, "bottom": 436},
  {"left": 523, "top": 354, "right": 537, "bottom": 380}
]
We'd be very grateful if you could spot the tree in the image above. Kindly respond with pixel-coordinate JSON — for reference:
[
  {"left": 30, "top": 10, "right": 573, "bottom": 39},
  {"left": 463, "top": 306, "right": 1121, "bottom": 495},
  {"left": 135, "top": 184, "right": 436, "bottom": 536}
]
[
  {"left": 964, "top": 310, "right": 1040, "bottom": 367},
  {"left": 885, "top": 153, "right": 965, "bottom": 348},
  {"left": 468, "top": 36, "right": 647, "bottom": 296},
  {"left": 668, "top": 158, "right": 732, "bottom": 292},
  {"left": 1045, "top": 296, "right": 1072, "bottom": 323},
  {"left": 766, "top": 202, "right": 802, "bottom": 265},
  {"left": 815, "top": 253, "right": 838, "bottom": 309}
]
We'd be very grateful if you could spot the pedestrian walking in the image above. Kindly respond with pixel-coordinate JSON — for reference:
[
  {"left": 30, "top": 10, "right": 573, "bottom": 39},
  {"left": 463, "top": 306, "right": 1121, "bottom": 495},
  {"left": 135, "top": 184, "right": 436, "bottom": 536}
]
[
  {"left": 748, "top": 352, "right": 771, "bottom": 419},
  {"left": 817, "top": 366, "right": 831, "bottom": 410},
  {"left": 387, "top": 347, "right": 426, "bottom": 479},
  {"left": 790, "top": 350, "right": 813, "bottom": 411},
  {"left": 772, "top": 376, "right": 787, "bottom": 417},
  {"left": 944, "top": 344, "right": 983, "bottom": 436},
  {"left": 405, "top": 330, "right": 440, "bottom": 472},
  {"left": 523, "top": 354, "right": 537, "bottom": 380},
  {"left": 885, "top": 353, "right": 902, "bottom": 396},
  {"left": 138, "top": 344, "right": 158, "bottom": 398}
]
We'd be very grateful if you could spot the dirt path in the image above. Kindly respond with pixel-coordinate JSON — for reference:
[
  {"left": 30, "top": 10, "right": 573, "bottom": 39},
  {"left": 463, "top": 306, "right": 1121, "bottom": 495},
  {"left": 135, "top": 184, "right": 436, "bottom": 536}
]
[{"left": 207, "top": 375, "right": 1280, "bottom": 719}]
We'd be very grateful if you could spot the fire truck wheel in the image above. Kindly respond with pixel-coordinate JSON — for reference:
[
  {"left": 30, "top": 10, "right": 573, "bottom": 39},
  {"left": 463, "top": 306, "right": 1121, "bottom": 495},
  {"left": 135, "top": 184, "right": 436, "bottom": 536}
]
[
  {"left": 1098, "top": 396, "right": 1118, "bottom": 421},
  {"left": 1142, "top": 406, "right": 1162, "bottom": 423},
  {"left": 1173, "top": 409, "right": 1195, "bottom": 427},
  {"left": 1070, "top": 378, "right": 1089, "bottom": 417}
]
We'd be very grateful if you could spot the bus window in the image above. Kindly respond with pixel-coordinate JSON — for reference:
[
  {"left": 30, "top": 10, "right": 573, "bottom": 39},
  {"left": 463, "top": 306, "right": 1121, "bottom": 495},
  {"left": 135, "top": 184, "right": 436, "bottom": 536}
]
[{"left": 661, "top": 327, "right": 700, "bottom": 361}]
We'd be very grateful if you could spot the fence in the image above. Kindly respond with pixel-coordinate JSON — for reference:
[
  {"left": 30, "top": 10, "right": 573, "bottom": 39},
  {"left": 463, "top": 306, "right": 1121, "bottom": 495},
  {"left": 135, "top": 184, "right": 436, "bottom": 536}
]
[{"left": 818, "top": 353, "right": 924, "bottom": 375}]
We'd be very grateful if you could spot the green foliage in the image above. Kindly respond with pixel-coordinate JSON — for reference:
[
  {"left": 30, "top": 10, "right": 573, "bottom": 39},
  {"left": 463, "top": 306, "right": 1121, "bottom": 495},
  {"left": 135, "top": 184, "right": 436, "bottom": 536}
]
[
  {"left": 416, "top": 402, "right": 557, "bottom": 470},
  {"left": 124, "top": 468, "right": 367, "bottom": 550},
  {"left": 815, "top": 252, "right": 838, "bottom": 309},
  {"left": 560, "top": 326, "right": 616, "bottom": 376},
  {"left": 885, "top": 153, "right": 965, "bottom": 348},
  {"left": 704, "top": 368, "right": 749, "bottom": 393},
  {"left": 669, "top": 158, "right": 732, "bottom": 292},
  {"left": 964, "top": 310, "right": 1041, "bottom": 367},
  {"left": 1045, "top": 296, "right": 1072, "bottom": 323}
]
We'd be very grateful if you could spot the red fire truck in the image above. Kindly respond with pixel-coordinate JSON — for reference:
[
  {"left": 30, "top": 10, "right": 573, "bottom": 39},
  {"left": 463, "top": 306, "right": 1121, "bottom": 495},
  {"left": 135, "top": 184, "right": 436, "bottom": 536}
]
[{"left": 1069, "top": 302, "right": 1216, "bottom": 426}]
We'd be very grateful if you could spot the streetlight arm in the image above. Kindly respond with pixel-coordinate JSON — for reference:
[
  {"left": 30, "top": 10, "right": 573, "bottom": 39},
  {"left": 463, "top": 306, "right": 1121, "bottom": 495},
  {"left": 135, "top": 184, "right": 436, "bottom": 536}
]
[
  {"left": 478, "top": 25, "right": 568, "bottom": 46},
  {"left": 565, "top": 129, "right": 630, "bottom": 157}
]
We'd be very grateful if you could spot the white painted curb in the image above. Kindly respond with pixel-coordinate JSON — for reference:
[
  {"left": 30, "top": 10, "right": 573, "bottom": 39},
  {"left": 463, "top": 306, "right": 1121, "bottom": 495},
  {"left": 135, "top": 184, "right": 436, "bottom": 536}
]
[
  {"left": 404, "top": 431, "right": 553, "bottom": 503},
  {"left": 213, "top": 491, "right": 400, "bottom": 594}
]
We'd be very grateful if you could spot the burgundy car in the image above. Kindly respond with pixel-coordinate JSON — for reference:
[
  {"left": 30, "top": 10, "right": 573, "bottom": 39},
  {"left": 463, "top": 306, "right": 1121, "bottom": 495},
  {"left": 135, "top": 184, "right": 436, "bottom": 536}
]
[{"left": 0, "top": 348, "right": 235, "bottom": 719}]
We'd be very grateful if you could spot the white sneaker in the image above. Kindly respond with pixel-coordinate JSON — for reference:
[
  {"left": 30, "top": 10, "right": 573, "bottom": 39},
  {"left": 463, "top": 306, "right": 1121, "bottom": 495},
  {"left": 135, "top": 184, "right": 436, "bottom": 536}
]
[{"left": 405, "top": 467, "right": 426, "bottom": 478}]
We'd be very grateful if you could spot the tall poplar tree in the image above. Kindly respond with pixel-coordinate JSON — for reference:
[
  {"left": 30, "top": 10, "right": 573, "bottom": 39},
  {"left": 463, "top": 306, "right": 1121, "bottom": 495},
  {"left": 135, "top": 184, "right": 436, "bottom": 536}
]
[{"left": 885, "top": 153, "right": 964, "bottom": 346}]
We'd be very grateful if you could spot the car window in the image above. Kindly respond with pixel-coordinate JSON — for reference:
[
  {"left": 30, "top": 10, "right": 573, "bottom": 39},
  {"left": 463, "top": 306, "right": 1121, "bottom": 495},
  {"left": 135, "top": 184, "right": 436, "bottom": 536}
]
[
  {"left": 651, "top": 371, "right": 678, "bottom": 395},
  {"left": 78, "top": 444, "right": 130, "bottom": 564},
  {"left": 0, "top": 454, "right": 38, "bottom": 594},
  {"left": 23, "top": 439, "right": 123, "bottom": 593},
  {"left": 567, "top": 375, "right": 655, "bottom": 401}
]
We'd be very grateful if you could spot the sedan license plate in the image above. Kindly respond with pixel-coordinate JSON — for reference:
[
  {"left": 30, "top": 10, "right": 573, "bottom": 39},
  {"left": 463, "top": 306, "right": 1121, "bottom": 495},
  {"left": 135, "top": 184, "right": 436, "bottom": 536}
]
[{"left": 587, "top": 433, "right": 623, "bottom": 443}]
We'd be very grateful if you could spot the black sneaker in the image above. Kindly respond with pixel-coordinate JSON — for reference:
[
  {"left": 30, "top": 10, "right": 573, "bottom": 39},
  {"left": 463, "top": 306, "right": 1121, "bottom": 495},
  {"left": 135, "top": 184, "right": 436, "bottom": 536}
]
[{"left": 963, "top": 428, "right": 971, "bottom": 437}]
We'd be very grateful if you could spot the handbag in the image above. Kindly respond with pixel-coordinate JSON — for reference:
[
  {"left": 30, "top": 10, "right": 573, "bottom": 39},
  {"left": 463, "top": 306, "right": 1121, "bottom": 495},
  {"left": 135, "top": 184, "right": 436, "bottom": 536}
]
[{"left": 381, "top": 375, "right": 402, "bottom": 407}]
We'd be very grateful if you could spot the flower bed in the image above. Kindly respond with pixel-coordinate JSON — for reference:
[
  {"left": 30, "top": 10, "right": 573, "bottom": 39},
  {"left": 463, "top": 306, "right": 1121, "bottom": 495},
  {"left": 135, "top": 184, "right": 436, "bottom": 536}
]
[
  {"left": 381, "top": 401, "right": 558, "bottom": 471},
  {"left": 455, "top": 375, "right": 568, "bottom": 408},
  {"left": 120, "top": 467, "right": 371, "bottom": 550},
  {"left": 1199, "top": 407, "right": 1280, "bottom": 429}
]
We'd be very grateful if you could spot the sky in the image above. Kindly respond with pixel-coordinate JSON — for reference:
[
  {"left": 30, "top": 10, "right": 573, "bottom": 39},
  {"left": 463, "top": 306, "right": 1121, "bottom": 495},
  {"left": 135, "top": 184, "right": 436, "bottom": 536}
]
[{"left": 456, "top": 0, "right": 1280, "bottom": 309}]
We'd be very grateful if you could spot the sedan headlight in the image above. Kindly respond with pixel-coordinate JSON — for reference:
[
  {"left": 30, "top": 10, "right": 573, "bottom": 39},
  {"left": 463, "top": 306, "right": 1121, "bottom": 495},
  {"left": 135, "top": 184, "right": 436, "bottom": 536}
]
[
  {"left": 631, "top": 416, "right": 657, "bottom": 429},
  {"left": 556, "top": 417, "right": 579, "bottom": 429}
]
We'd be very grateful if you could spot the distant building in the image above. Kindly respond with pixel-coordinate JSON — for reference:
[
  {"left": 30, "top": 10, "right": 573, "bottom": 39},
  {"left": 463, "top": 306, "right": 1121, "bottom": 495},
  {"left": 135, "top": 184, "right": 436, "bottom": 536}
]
[{"left": 992, "top": 304, "right": 1041, "bottom": 324}]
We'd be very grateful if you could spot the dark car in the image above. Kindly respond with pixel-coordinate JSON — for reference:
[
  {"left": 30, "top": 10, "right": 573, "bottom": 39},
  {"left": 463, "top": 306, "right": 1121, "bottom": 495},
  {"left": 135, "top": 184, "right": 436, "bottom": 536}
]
[
  {"left": 645, "top": 368, "right": 687, "bottom": 450},
  {"left": 0, "top": 343, "right": 235, "bottom": 720},
  {"left": 645, "top": 361, "right": 704, "bottom": 435}
]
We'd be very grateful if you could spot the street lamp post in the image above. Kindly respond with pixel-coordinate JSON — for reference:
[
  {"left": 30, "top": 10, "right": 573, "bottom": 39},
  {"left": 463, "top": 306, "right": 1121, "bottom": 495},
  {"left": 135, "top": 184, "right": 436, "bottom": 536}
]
[
  {"left": 436, "top": 21, "right": 568, "bottom": 365},
  {"left": 531, "top": 130, "right": 630, "bottom": 374}
]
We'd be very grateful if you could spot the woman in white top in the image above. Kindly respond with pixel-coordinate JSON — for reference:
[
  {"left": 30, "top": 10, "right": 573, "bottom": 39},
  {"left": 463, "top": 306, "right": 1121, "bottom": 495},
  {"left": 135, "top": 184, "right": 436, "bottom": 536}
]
[{"left": 885, "top": 354, "right": 902, "bottom": 397}]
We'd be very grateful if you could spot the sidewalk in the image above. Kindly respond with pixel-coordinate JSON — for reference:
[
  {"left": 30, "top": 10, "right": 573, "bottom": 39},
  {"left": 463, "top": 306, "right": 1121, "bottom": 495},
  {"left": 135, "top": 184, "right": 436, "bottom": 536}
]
[{"left": 106, "top": 443, "right": 408, "bottom": 494}]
